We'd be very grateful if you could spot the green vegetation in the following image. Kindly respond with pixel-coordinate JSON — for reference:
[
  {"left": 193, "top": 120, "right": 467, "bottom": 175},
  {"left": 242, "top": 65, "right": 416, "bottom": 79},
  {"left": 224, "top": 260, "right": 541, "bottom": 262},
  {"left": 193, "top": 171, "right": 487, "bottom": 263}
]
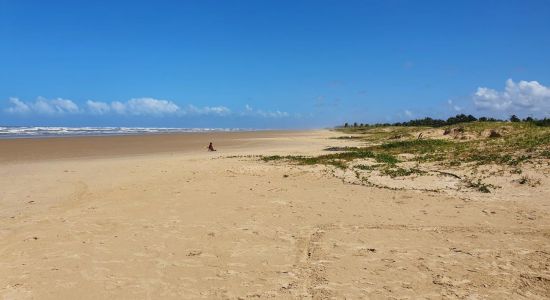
[
  {"left": 354, "top": 164, "right": 379, "bottom": 171},
  {"left": 261, "top": 120, "right": 550, "bottom": 193},
  {"left": 465, "top": 178, "right": 496, "bottom": 193},
  {"left": 340, "top": 121, "right": 550, "bottom": 166},
  {"left": 516, "top": 175, "right": 541, "bottom": 187},
  {"left": 381, "top": 167, "right": 426, "bottom": 178},
  {"left": 379, "top": 139, "right": 453, "bottom": 154},
  {"left": 261, "top": 150, "right": 398, "bottom": 169},
  {"left": 375, "top": 153, "right": 399, "bottom": 164},
  {"left": 340, "top": 113, "right": 550, "bottom": 129}
]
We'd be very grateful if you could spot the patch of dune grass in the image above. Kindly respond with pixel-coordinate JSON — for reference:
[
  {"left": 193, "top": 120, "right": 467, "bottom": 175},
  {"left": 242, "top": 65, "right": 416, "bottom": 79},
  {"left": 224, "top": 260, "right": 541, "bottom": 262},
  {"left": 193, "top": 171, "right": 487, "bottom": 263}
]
[
  {"left": 354, "top": 164, "right": 380, "bottom": 171},
  {"left": 378, "top": 139, "right": 454, "bottom": 154},
  {"left": 263, "top": 122, "right": 550, "bottom": 179},
  {"left": 261, "top": 154, "right": 350, "bottom": 169},
  {"left": 381, "top": 167, "right": 426, "bottom": 178},
  {"left": 465, "top": 178, "right": 496, "bottom": 193},
  {"left": 465, "top": 153, "right": 532, "bottom": 166},
  {"left": 364, "top": 125, "right": 550, "bottom": 166},
  {"left": 261, "top": 149, "right": 398, "bottom": 169},
  {"left": 335, "top": 126, "right": 428, "bottom": 143},
  {"left": 374, "top": 153, "right": 399, "bottom": 164}
]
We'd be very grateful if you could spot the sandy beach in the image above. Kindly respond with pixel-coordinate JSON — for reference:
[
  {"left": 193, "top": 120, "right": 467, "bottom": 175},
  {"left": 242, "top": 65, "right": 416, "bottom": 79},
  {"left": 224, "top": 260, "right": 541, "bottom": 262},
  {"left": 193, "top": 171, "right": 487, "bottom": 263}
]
[{"left": 1, "top": 129, "right": 549, "bottom": 299}]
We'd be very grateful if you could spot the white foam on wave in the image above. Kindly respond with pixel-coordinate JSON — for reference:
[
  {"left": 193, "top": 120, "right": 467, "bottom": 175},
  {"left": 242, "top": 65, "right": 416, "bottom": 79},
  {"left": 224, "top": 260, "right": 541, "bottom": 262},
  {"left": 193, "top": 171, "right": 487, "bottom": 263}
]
[{"left": 0, "top": 126, "right": 250, "bottom": 138}]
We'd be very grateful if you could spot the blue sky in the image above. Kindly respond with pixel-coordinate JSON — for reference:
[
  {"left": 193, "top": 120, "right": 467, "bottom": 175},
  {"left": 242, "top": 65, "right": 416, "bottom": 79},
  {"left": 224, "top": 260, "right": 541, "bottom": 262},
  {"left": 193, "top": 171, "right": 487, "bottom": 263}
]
[{"left": 1, "top": 0, "right": 550, "bottom": 128}]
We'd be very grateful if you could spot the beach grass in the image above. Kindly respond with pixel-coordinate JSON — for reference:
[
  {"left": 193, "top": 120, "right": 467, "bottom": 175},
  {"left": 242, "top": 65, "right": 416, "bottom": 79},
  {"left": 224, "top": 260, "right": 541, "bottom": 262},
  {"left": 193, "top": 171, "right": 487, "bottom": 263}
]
[{"left": 261, "top": 121, "right": 550, "bottom": 192}]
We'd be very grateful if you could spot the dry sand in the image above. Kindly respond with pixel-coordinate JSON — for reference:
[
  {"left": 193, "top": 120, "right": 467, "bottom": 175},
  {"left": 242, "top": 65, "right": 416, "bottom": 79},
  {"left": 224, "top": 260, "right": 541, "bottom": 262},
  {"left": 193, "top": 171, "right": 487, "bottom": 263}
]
[{"left": 0, "top": 130, "right": 549, "bottom": 299}]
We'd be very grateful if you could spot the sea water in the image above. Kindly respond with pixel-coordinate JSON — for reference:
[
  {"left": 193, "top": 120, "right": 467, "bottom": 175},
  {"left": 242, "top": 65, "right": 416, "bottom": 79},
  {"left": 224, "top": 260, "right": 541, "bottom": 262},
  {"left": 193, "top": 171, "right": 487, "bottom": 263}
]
[{"left": 0, "top": 126, "right": 250, "bottom": 138}]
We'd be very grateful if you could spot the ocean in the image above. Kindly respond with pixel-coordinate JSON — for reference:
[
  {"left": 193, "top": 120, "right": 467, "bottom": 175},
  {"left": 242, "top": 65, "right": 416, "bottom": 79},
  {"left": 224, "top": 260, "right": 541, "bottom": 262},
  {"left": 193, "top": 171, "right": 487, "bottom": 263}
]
[{"left": 0, "top": 126, "right": 249, "bottom": 138}]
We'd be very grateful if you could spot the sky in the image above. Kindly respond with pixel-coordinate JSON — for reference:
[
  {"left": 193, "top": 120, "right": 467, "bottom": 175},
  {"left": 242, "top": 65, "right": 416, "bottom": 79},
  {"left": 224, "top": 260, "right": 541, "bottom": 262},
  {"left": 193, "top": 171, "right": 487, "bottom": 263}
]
[{"left": 1, "top": 0, "right": 550, "bottom": 128}]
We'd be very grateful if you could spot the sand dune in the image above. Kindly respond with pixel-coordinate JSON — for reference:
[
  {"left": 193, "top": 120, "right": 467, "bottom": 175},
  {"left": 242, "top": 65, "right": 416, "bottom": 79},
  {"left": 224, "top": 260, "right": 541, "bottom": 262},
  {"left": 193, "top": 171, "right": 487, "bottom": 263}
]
[{"left": 1, "top": 130, "right": 549, "bottom": 299}]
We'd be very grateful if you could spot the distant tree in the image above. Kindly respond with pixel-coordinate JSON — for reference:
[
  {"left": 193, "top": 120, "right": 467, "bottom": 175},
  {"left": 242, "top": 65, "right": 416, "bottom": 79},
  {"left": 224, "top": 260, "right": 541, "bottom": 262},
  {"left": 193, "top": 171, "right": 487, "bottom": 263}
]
[
  {"left": 510, "top": 115, "right": 520, "bottom": 122},
  {"left": 400, "top": 117, "right": 446, "bottom": 127},
  {"left": 445, "top": 114, "right": 477, "bottom": 125},
  {"left": 344, "top": 122, "right": 349, "bottom": 128},
  {"left": 345, "top": 113, "right": 533, "bottom": 129},
  {"left": 533, "top": 118, "right": 550, "bottom": 127}
]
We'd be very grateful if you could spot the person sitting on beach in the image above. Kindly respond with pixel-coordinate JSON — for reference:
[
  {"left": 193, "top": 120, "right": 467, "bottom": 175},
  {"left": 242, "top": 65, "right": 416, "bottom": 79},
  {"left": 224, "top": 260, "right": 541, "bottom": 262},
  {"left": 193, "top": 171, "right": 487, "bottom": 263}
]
[{"left": 207, "top": 142, "right": 216, "bottom": 151}]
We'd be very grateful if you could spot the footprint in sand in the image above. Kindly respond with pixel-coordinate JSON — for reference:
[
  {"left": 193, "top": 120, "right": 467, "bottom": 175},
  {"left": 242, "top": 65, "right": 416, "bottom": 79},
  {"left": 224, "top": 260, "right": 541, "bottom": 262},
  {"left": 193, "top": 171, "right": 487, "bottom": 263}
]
[{"left": 187, "top": 249, "right": 203, "bottom": 256}]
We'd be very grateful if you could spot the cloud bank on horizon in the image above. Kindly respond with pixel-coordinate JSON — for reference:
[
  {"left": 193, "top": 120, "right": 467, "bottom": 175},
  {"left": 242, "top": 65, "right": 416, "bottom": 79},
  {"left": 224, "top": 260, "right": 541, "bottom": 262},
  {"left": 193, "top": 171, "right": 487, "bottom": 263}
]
[
  {"left": 4, "top": 78, "right": 550, "bottom": 126},
  {"left": 4, "top": 97, "right": 292, "bottom": 119}
]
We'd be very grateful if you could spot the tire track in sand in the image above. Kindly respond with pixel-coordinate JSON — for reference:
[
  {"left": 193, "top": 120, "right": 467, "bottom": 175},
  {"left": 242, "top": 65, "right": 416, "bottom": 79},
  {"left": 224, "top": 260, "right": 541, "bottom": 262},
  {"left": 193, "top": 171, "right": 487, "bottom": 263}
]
[{"left": 288, "top": 224, "right": 335, "bottom": 299}]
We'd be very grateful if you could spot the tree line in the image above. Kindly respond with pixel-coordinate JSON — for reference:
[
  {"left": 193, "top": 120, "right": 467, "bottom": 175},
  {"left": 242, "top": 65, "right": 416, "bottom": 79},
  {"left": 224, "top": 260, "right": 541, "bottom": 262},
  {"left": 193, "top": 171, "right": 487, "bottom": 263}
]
[{"left": 342, "top": 114, "right": 550, "bottom": 128}]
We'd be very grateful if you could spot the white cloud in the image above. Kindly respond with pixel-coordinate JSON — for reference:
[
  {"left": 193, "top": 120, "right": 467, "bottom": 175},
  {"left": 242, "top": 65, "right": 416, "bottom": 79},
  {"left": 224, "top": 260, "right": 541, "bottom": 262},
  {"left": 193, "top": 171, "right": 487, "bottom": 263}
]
[
  {"left": 111, "top": 101, "right": 126, "bottom": 114},
  {"left": 122, "top": 98, "right": 180, "bottom": 115},
  {"left": 4, "top": 97, "right": 80, "bottom": 115},
  {"left": 5, "top": 97, "right": 30, "bottom": 114},
  {"left": 5, "top": 97, "right": 296, "bottom": 119},
  {"left": 404, "top": 110, "right": 413, "bottom": 117},
  {"left": 447, "top": 99, "right": 462, "bottom": 112},
  {"left": 186, "top": 105, "right": 231, "bottom": 116},
  {"left": 87, "top": 98, "right": 180, "bottom": 116},
  {"left": 49, "top": 98, "right": 80, "bottom": 114},
  {"left": 257, "top": 109, "right": 289, "bottom": 118},
  {"left": 86, "top": 100, "right": 111, "bottom": 115},
  {"left": 473, "top": 79, "right": 550, "bottom": 114},
  {"left": 5, "top": 97, "right": 180, "bottom": 116},
  {"left": 241, "top": 104, "right": 290, "bottom": 118}
]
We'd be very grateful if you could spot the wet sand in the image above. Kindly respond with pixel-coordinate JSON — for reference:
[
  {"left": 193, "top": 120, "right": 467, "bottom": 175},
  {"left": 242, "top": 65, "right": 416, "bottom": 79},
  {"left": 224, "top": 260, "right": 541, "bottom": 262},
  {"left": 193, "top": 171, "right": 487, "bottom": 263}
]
[{"left": 0, "top": 130, "right": 315, "bottom": 162}]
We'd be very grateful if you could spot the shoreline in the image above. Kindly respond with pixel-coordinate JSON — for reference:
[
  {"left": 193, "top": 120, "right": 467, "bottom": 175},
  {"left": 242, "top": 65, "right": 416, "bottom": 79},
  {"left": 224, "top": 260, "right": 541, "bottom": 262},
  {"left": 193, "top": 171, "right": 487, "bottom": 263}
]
[
  {"left": 0, "top": 126, "right": 288, "bottom": 140},
  {"left": 0, "top": 129, "right": 329, "bottom": 163}
]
